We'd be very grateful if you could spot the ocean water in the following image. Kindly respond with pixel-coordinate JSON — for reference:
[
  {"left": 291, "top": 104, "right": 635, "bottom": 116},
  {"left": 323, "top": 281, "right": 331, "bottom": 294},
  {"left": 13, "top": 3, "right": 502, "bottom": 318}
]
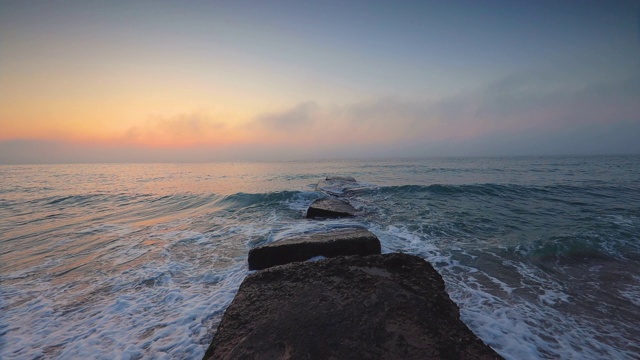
[{"left": 1, "top": 156, "right": 639, "bottom": 359}]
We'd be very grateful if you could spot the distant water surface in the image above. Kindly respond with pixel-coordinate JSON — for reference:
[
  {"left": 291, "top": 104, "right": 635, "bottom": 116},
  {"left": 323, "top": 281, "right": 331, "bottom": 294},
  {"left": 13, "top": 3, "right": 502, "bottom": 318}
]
[{"left": 1, "top": 156, "right": 639, "bottom": 359}]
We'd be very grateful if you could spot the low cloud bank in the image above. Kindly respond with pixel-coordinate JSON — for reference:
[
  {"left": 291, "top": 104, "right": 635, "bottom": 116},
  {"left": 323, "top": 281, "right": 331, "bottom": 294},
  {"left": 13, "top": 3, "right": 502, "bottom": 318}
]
[
  {"left": 3, "top": 119, "right": 639, "bottom": 164},
  {"left": 2, "top": 71, "right": 639, "bottom": 163}
]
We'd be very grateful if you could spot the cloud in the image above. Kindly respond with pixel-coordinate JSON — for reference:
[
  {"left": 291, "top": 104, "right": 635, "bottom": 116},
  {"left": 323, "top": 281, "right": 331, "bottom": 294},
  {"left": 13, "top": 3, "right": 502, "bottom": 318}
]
[
  {"left": 425, "top": 74, "right": 640, "bottom": 136},
  {"left": 247, "top": 71, "right": 640, "bottom": 152},
  {"left": 337, "top": 97, "right": 432, "bottom": 134},
  {"left": 2, "top": 68, "right": 639, "bottom": 163},
  {"left": 122, "top": 112, "right": 228, "bottom": 146},
  {"left": 248, "top": 97, "right": 437, "bottom": 146},
  {"left": 253, "top": 101, "right": 319, "bottom": 131}
]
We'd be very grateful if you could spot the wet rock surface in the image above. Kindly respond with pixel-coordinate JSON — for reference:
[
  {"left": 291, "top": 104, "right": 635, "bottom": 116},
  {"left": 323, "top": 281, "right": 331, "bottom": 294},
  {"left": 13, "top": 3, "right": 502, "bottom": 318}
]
[
  {"left": 248, "top": 228, "right": 381, "bottom": 270},
  {"left": 306, "top": 198, "right": 356, "bottom": 218},
  {"left": 204, "top": 253, "right": 503, "bottom": 360}
]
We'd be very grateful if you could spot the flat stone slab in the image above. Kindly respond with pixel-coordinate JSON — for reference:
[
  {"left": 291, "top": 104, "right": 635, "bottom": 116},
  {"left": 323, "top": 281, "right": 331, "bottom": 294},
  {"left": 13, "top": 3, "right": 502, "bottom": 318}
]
[
  {"left": 306, "top": 198, "right": 356, "bottom": 218},
  {"left": 204, "top": 253, "right": 503, "bottom": 360},
  {"left": 248, "top": 228, "right": 381, "bottom": 270}
]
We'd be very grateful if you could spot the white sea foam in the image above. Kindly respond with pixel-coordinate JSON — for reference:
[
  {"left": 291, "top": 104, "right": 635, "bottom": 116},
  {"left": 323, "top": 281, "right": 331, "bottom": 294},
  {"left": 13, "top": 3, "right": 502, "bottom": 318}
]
[
  {"left": 1, "top": 218, "right": 250, "bottom": 360},
  {"left": 282, "top": 191, "right": 321, "bottom": 213},
  {"left": 369, "top": 223, "right": 637, "bottom": 360},
  {"left": 4, "top": 261, "right": 247, "bottom": 359}
]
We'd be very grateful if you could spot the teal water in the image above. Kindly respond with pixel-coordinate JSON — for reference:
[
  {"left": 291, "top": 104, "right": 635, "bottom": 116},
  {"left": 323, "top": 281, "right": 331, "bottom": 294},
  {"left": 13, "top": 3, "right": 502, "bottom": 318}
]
[{"left": 1, "top": 156, "right": 639, "bottom": 359}]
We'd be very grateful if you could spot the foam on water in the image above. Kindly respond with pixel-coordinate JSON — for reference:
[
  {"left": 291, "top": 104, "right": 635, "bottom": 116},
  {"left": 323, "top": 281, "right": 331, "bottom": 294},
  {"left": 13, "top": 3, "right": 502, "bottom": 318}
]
[
  {"left": 369, "top": 223, "right": 639, "bottom": 359},
  {"left": 2, "top": 221, "right": 249, "bottom": 359}
]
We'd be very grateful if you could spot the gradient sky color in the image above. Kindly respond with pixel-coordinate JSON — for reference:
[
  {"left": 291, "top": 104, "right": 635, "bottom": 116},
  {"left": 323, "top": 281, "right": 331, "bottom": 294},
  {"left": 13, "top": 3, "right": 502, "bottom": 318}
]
[{"left": 1, "top": 0, "right": 639, "bottom": 163}]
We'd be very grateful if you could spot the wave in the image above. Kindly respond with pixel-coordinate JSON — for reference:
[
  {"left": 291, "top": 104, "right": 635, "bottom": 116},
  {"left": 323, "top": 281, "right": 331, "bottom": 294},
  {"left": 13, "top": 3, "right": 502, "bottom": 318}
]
[
  {"left": 524, "top": 236, "right": 618, "bottom": 263},
  {"left": 372, "top": 183, "right": 546, "bottom": 197},
  {"left": 40, "top": 193, "right": 155, "bottom": 207},
  {"left": 216, "top": 190, "right": 304, "bottom": 210},
  {"left": 370, "top": 183, "right": 639, "bottom": 201},
  {"left": 19, "top": 191, "right": 309, "bottom": 220}
]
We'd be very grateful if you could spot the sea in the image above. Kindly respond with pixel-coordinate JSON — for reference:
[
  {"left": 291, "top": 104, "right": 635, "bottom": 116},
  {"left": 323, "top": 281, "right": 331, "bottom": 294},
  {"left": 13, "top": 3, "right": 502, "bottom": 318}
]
[{"left": 1, "top": 156, "right": 639, "bottom": 359}]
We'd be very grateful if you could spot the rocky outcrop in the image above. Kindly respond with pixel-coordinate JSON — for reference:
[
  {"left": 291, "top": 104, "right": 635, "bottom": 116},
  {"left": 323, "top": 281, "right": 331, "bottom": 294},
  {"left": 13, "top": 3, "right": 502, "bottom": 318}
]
[
  {"left": 248, "top": 228, "right": 381, "bottom": 270},
  {"left": 306, "top": 198, "right": 356, "bottom": 218},
  {"left": 204, "top": 253, "right": 502, "bottom": 360}
]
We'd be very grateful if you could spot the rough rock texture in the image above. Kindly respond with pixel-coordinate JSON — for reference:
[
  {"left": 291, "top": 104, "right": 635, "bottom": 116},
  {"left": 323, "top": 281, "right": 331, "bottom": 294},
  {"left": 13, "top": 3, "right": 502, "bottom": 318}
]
[
  {"left": 306, "top": 198, "right": 356, "bottom": 218},
  {"left": 204, "top": 253, "right": 503, "bottom": 360},
  {"left": 248, "top": 228, "right": 381, "bottom": 270}
]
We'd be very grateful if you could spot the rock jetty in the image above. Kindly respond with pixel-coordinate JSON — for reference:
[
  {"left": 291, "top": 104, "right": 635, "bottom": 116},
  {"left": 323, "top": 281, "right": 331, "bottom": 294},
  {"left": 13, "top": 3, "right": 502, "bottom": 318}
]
[{"left": 203, "top": 176, "right": 503, "bottom": 359}]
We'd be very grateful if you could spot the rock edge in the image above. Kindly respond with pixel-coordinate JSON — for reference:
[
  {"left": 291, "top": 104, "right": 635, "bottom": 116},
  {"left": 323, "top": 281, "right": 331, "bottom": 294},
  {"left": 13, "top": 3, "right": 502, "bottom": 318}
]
[
  {"left": 248, "top": 228, "right": 381, "bottom": 270},
  {"left": 306, "top": 198, "right": 356, "bottom": 218}
]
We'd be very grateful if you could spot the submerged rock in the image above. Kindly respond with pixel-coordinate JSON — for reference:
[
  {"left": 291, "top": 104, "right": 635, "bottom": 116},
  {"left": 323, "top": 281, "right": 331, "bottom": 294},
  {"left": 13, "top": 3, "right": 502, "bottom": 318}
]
[
  {"left": 306, "top": 198, "right": 356, "bottom": 218},
  {"left": 248, "top": 228, "right": 381, "bottom": 270},
  {"left": 204, "top": 253, "right": 502, "bottom": 360}
]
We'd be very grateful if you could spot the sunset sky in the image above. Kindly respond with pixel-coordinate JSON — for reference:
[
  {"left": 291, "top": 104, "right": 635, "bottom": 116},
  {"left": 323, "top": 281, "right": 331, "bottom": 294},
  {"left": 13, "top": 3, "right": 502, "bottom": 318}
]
[{"left": 1, "top": 0, "right": 639, "bottom": 163}]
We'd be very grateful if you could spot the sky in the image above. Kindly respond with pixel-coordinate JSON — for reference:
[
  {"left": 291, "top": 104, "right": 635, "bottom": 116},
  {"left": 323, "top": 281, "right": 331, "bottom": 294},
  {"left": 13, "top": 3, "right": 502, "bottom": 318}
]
[{"left": 1, "top": 0, "right": 639, "bottom": 163}]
